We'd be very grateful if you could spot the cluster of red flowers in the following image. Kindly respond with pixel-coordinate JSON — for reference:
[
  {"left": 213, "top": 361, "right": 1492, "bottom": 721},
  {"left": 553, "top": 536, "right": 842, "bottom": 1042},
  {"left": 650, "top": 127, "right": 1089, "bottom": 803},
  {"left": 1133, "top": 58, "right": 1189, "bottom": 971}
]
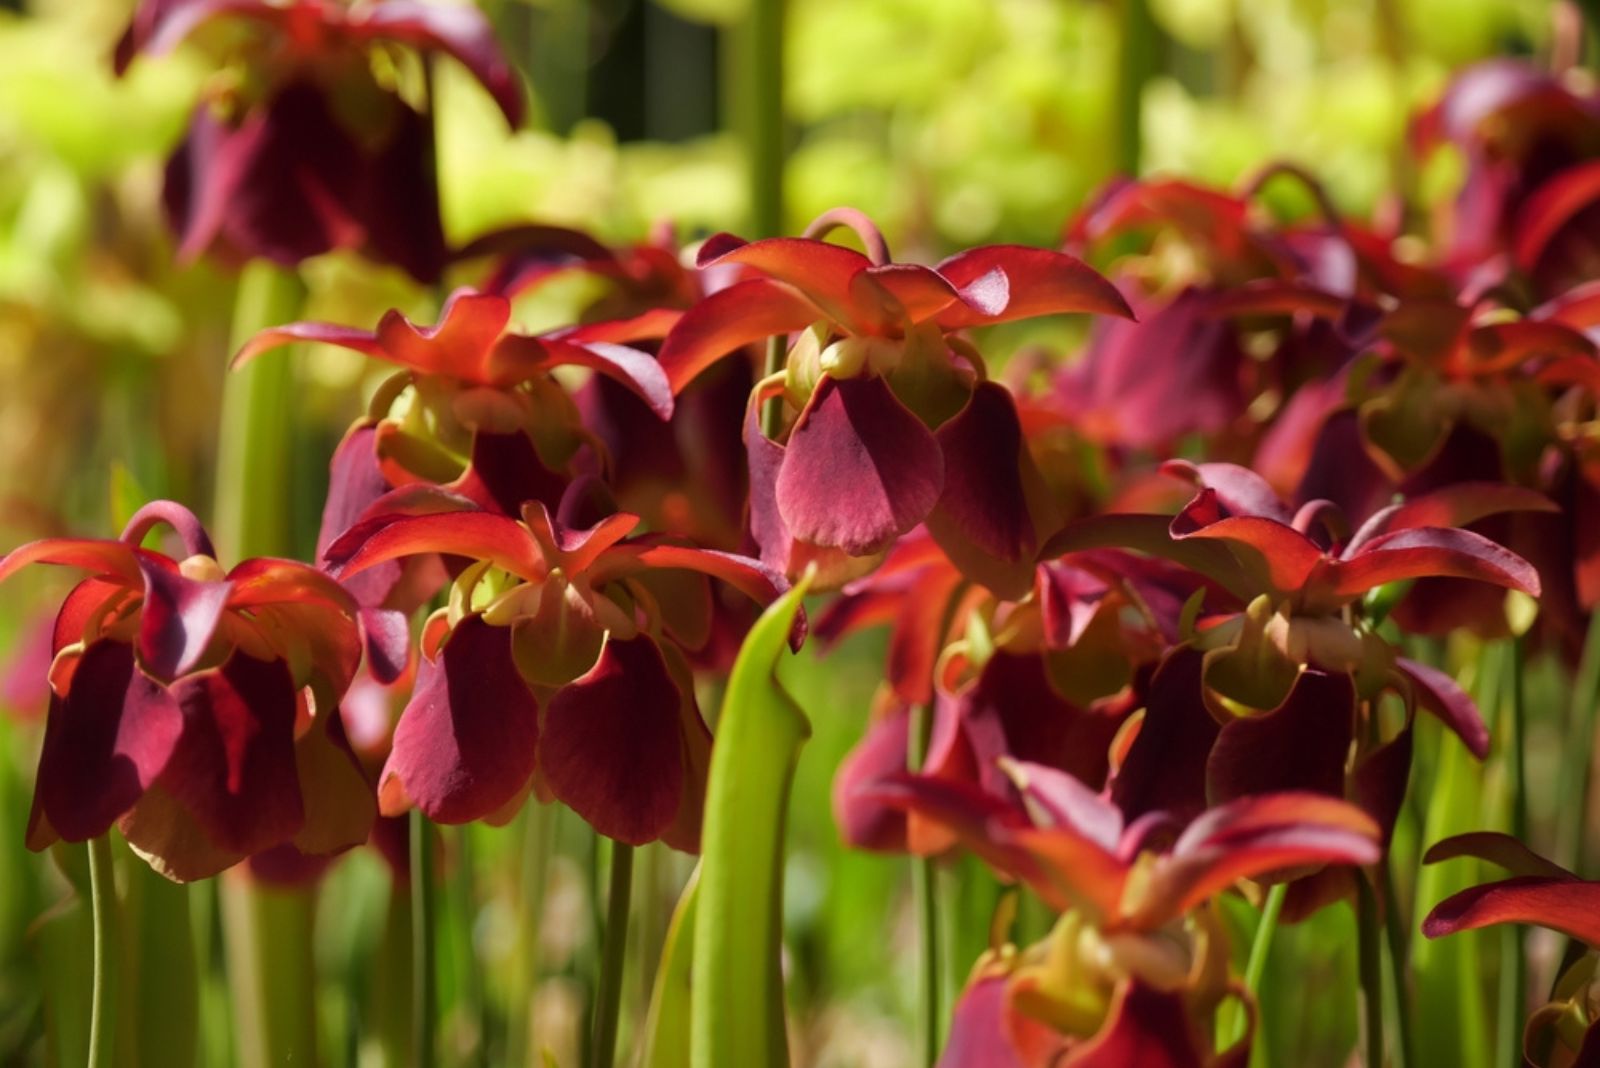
[{"left": 5, "top": 2, "right": 1600, "bottom": 1064}]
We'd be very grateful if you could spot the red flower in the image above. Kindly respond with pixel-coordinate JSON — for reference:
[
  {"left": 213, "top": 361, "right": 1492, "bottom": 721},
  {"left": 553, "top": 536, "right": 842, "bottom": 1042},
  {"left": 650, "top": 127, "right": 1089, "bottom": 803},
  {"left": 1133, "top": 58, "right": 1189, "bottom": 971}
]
[
  {"left": 116, "top": 0, "right": 524, "bottom": 280},
  {"left": 657, "top": 208, "right": 1131, "bottom": 593},
  {"left": 879, "top": 762, "right": 1378, "bottom": 1066},
  {"left": 324, "top": 492, "right": 796, "bottom": 847},
  {"left": 1423, "top": 833, "right": 1600, "bottom": 1064},
  {"left": 1, "top": 502, "right": 371, "bottom": 881}
]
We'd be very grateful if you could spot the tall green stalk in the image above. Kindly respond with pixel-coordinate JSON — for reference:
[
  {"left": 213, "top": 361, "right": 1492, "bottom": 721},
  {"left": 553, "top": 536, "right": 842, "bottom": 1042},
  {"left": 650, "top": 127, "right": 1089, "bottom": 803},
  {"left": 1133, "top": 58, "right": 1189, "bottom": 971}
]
[
  {"left": 590, "top": 841, "right": 635, "bottom": 1068},
  {"left": 1356, "top": 877, "right": 1385, "bottom": 1068},
  {"left": 691, "top": 580, "right": 810, "bottom": 1068},
  {"left": 733, "top": 0, "right": 785, "bottom": 238},
  {"left": 1498, "top": 637, "right": 1529, "bottom": 1068},
  {"left": 85, "top": 835, "right": 117, "bottom": 1068},
  {"left": 1558, "top": 612, "right": 1600, "bottom": 873},
  {"left": 411, "top": 811, "right": 437, "bottom": 1068},
  {"left": 1220, "top": 882, "right": 1286, "bottom": 1050},
  {"left": 909, "top": 703, "right": 942, "bottom": 1066},
  {"left": 1115, "top": 0, "right": 1160, "bottom": 174},
  {"left": 213, "top": 260, "right": 316, "bottom": 1068}
]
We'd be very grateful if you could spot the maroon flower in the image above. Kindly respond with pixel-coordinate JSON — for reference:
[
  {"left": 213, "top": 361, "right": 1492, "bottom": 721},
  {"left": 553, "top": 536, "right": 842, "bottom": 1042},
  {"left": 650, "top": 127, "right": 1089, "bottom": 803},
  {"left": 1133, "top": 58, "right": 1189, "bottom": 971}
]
[
  {"left": 878, "top": 763, "right": 1378, "bottom": 1067},
  {"left": 116, "top": 0, "right": 524, "bottom": 280},
  {"left": 657, "top": 208, "right": 1131, "bottom": 594},
  {"left": 0, "top": 502, "right": 371, "bottom": 881},
  {"left": 1423, "top": 833, "right": 1600, "bottom": 1065},
  {"left": 324, "top": 492, "right": 796, "bottom": 848}
]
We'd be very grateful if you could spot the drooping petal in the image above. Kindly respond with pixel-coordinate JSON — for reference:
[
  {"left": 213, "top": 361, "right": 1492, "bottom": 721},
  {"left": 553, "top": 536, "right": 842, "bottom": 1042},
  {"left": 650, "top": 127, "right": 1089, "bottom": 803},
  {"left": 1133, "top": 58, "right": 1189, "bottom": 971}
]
[
  {"left": 858, "top": 263, "right": 964, "bottom": 327},
  {"left": 539, "top": 635, "right": 687, "bottom": 845},
  {"left": 355, "top": 2, "right": 526, "bottom": 127},
  {"left": 833, "top": 708, "right": 915, "bottom": 852},
  {"left": 114, "top": 0, "right": 277, "bottom": 74},
  {"left": 378, "top": 615, "right": 538, "bottom": 823},
  {"left": 1423, "top": 832, "right": 1576, "bottom": 879},
  {"left": 326, "top": 509, "right": 544, "bottom": 582},
  {"left": 936, "top": 971, "right": 1050, "bottom": 1068},
  {"left": 1109, "top": 650, "right": 1219, "bottom": 826},
  {"left": 1174, "top": 512, "right": 1325, "bottom": 599},
  {"left": 0, "top": 536, "right": 142, "bottom": 587},
  {"left": 148, "top": 651, "right": 305, "bottom": 858},
  {"left": 925, "top": 382, "right": 1037, "bottom": 598},
  {"left": 1136, "top": 792, "right": 1380, "bottom": 926},
  {"left": 1345, "top": 483, "right": 1558, "bottom": 553},
  {"left": 657, "top": 278, "right": 822, "bottom": 392},
  {"left": 698, "top": 235, "right": 873, "bottom": 328},
  {"left": 933, "top": 245, "right": 1134, "bottom": 329},
  {"left": 1206, "top": 669, "right": 1355, "bottom": 804},
  {"left": 449, "top": 430, "right": 569, "bottom": 518},
  {"left": 31, "top": 640, "right": 183, "bottom": 843},
  {"left": 135, "top": 556, "right": 232, "bottom": 682},
  {"left": 1162, "top": 460, "right": 1295, "bottom": 525},
  {"left": 1423, "top": 876, "right": 1600, "bottom": 946},
  {"left": 291, "top": 706, "right": 376, "bottom": 856},
  {"left": 590, "top": 541, "right": 794, "bottom": 634},
  {"left": 776, "top": 374, "right": 945, "bottom": 555},
  {"left": 1396, "top": 657, "right": 1490, "bottom": 759},
  {"left": 1043, "top": 514, "right": 1257, "bottom": 603},
  {"left": 1061, "top": 981, "right": 1225, "bottom": 1068},
  {"left": 540, "top": 338, "right": 674, "bottom": 419},
  {"left": 1326, "top": 527, "right": 1541, "bottom": 600}
]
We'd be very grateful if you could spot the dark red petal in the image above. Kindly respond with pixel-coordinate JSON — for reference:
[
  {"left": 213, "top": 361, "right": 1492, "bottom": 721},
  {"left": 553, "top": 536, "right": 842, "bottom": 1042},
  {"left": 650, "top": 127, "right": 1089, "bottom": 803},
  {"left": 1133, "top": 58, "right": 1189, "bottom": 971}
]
[
  {"left": 291, "top": 705, "right": 377, "bottom": 856},
  {"left": 657, "top": 278, "right": 821, "bottom": 392},
  {"left": 1176, "top": 514, "right": 1325, "bottom": 598},
  {"left": 378, "top": 615, "right": 538, "bottom": 823},
  {"left": 866, "top": 773, "right": 1038, "bottom": 880},
  {"left": 776, "top": 375, "right": 945, "bottom": 555},
  {"left": 1513, "top": 160, "right": 1600, "bottom": 272},
  {"left": 115, "top": 0, "right": 275, "bottom": 74},
  {"left": 961, "top": 652, "right": 1125, "bottom": 798},
  {"left": 886, "top": 564, "right": 965, "bottom": 705},
  {"left": 925, "top": 382, "right": 1037, "bottom": 597},
  {"left": 832, "top": 708, "right": 914, "bottom": 852},
  {"left": 1423, "top": 876, "right": 1600, "bottom": 945},
  {"left": 540, "top": 636, "right": 686, "bottom": 845},
  {"left": 355, "top": 2, "right": 526, "bottom": 127},
  {"left": 541, "top": 339, "right": 674, "bottom": 419},
  {"left": 1162, "top": 460, "right": 1295, "bottom": 524},
  {"left": 591, "top": 542, "right": 792, "bottom": 618},
  {"left": 699, "top": 236, "right": 872, "bottom": 327},
  {"left": 933, "top": 245, "right": 1133, "bottom": 329},
  {"left": 1346, "top": 483, "right": 1557, "bottom": 551},
  {"left": 519, "top": 501, "right": 640, "bottom": 576},
  {"left": 935, "top": 972, "right": 1042, "bottom": 1068},
  {"left": 1397, "top": 657, "right": 1489, "bottom": 759},
  {"left": 449, "top": 430, "right": 569, "bottom": 518},
  {"left": 1329, "top": 527, "right": 1540, "bottom": 599},
  {"left": 1142, "top": 792, "right": 1380, "bottom": 925},
  {"left": 0, "top": 536, "right": 142, "bottom": 587},
  {"left": 360, "top": 607, "right": 412, "bottom": 685},
  {"left": 154, "top": 651, "right": 305, "bottom": 856},
  {"left": 1423, "top": 832, "right": 1576, "bottom": 879},
  {"left": 32, "top": 640, "right": 182, "bottom": 842},
  {"left": 859, "top": 263, "right": 962, "bottom": 325},
  {"left": 316, "top": 423, "right": 403, "bottom": 608},
  {"left": 1043, "top": 514, "right": 1258, "bottom": 603},
  {"left": 1063, "top": 981, "right": 1220, "bottom": 1068},
  {"left": 135, "top": 556, "right": 232, "bottom": 681},
  {"left": 1207, "top": 669, "right": 1354, "bottom": 804},
  {"left": 326, "top": 510, "right": 544, "bottom": 582},
  {"left": 1109, "top": 650, "right": 1218, "bottom": 826}
]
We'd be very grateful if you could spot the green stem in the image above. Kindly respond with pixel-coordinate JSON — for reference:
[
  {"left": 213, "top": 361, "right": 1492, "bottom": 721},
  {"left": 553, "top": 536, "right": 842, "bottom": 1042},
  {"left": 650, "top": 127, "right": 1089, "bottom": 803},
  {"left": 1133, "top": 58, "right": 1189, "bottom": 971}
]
[
  {"left": 590, "top": 841, "right": 634, "bottom": 1068},
  {"left": 691, "top": 582, "right": 810, "bottom": 1068},
  {"left": 1498, "top": 637, "right": 1529, "bottom": 1068},
  {"left": 1220, "top": 882, "right": 1286, "bottom": 1050},
  {"left": 1378, "top": 859, "right": 1414, "bottom": 1068},
  {"left": 1558, "top": 611, "right": 1600, "bottom": 873},
  {"left": 86, "top": 835, "right": 117, "bottom": 1068},
  {"left": 1115, "top": 0, "right": 1161, "bottom": 175},
  {"left": 1357, "top": 876, "right": 1385, "bottom": 1068},
  {"left": 220, "top": 875, "right": 319, "bottom": 1068},
  {"left": 741, "top": 0, "right": 785, "bottom": 237},
  {"left": 412, "top": 811, "right": 437, "bottom": 1068},
  {"left": 909, "top": 703, "right": 941, "bottom": 1066},
  {"left": 213, "top": 261, "right": 305, "bottom": 563}
]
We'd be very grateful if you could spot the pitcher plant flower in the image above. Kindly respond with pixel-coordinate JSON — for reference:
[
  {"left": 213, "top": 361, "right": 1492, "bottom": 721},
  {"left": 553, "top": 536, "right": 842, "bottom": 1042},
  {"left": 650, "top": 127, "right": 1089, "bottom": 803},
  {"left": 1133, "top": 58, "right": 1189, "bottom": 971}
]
[
  {"left": 0, "top": 501, "right": 373, "bottom": 881},
  {"left": 115, "top": 0, "right": 525, "bottom": 280}
]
